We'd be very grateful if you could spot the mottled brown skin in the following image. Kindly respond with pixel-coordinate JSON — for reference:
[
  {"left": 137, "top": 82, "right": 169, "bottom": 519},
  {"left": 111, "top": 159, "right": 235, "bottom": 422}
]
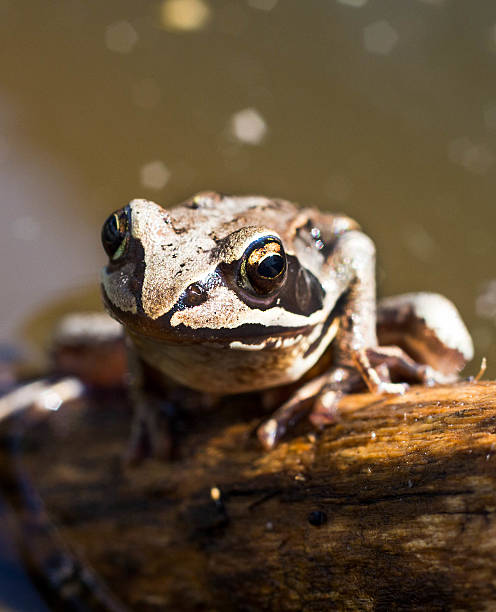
[{"left": 100, "top": 192, "right": 473, "bottom": 461}]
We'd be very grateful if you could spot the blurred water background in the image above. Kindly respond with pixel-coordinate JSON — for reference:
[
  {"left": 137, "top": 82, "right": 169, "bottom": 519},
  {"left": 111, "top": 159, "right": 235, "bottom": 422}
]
[
  {"left": 1, "top": 0, "right": 496, "bottom": 607},
  {"left": 1, "top": 0, "right": 495, "bottom": 373}
]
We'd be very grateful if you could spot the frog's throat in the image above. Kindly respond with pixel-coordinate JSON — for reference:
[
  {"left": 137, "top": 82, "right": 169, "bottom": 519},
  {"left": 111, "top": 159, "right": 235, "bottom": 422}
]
[{"left": 127, "top": 317, "right": 339, "bottom": 394}]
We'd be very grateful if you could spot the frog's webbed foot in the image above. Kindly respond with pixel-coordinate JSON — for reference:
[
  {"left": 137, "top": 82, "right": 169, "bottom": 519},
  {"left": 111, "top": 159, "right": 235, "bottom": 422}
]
[
  {"left": 361, "top": 346, "right": 454, "bottom": 386},
  {"left": 257, "top": 367, "right": 363, "bottom": 449},
  {"left": 311, "top": 345, "right": 454, "bottom": 428},
  {"left": 257, "top": 345, "right": 452, "bottom": 450},
  {"left": 351, "top": 345, "right": 440, "bottom": 396}
]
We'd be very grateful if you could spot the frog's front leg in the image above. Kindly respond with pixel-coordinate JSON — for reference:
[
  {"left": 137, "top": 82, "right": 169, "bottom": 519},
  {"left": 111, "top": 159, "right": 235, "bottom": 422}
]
[
  {"left": 125, "top": 350, "right": 174, "bottom": 465},
  {"left": 257, "top": 228, "right": 475, "bottom": 449},
  {"left": 258, "top": 288, "right": 474, "bottom": 448},
  {"left": 258, "top": 229, "right": 384, "bottom": 448},
  {"left": 125, "top": 348, "right": 221, "bottom": 464}
]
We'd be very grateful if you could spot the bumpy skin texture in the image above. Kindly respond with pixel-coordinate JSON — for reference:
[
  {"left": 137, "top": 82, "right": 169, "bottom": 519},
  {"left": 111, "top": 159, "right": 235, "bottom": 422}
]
[{"left": 101, "top": 192, "right": 474, "bottom": 460}]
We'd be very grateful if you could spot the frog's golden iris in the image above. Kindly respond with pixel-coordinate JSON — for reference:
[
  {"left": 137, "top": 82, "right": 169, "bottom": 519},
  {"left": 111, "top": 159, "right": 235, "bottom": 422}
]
[{"left": 241, "top": 236, "right": 287, "bottom": 295}]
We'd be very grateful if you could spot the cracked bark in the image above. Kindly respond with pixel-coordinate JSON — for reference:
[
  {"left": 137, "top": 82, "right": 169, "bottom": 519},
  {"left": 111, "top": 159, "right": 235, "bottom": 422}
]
[{"left": 13, "top": 381, "right": 496, "bottom": 611}]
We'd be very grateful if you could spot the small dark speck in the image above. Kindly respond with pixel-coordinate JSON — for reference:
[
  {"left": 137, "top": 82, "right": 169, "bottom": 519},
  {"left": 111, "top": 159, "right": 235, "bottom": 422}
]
[
  {"left": 180, "top": 263, "right": 185, "bottom": 268},
  {"left": 308, "top": 510, "right": 327, "bottom": 527}
]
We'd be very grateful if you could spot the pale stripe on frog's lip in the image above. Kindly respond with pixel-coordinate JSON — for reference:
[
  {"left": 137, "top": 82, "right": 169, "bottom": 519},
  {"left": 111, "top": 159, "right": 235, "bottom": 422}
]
[
  {"left": 229, "top": 333, "right": 305, "bottom": 351},
  {"left": 228, "top": 317, "right": 339, "bottom": 352}
]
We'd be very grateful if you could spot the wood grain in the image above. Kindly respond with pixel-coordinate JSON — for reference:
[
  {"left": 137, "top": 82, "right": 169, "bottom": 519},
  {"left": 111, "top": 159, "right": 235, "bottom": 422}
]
[{"left": 16, "top": 381, "right": 496, "bottom": 611}]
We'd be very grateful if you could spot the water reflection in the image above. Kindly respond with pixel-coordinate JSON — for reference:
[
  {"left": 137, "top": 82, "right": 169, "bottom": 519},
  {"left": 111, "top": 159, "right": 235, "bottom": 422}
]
[
  {"left": 363, "top": 20, "right": 398, "bottom": 55},
  {"left": 140, "top": 159, "right": 171, "bottom": 190},
  {"left": 159, "top": 0, "right": 211, "bottom": 32},
  {"left": 229, "top": 107, "right": 267, "bottom": 145},
  {"left": 105, "top": 20, "right": 138, "bottom": 54}
]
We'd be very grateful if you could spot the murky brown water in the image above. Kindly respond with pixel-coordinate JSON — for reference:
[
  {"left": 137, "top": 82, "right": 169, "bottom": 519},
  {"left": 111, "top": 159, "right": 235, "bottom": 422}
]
[{"left": 1, "top": 1, "right": 496, "bottom": 366}]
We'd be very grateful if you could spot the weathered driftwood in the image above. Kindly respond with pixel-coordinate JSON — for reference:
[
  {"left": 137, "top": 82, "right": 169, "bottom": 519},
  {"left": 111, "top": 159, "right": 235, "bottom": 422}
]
[{"left": 12, "top": 381, "right": 496, "bottom": 611}]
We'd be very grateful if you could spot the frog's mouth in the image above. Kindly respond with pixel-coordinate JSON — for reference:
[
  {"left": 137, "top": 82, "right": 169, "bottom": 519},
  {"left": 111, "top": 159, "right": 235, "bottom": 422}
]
[
  {"left": 227, "top": 317, "right": 339, "bottom": 354},
  {"left": 125, "top": 319, "right": 319, "bottom": 348}
]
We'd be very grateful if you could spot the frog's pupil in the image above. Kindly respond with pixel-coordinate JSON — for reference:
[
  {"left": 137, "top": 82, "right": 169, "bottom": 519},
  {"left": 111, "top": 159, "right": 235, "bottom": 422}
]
[
  {"left": 258, "top": 254, "right": 284, "bottom": 278},
  {"left": 107, "top": 216, "right": 119, "bottom": 240}
]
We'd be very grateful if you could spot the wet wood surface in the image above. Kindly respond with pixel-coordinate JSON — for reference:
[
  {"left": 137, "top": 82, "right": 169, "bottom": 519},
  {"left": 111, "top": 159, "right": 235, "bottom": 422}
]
[{"left": 13, "top": 381, "right": 496, "bottom": 611}]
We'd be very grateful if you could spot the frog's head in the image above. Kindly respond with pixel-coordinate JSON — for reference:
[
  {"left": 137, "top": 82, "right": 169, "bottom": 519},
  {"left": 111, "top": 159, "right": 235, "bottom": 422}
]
[{"left": 100, "top": 193, "right": 339, "bottom": 391}]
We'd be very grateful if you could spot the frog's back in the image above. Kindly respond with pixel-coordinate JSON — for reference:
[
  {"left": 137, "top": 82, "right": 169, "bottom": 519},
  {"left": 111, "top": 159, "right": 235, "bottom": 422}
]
[
  {"left": 168, "top": 192, "right": 302, "bottom": 245},
  {"left": 169, "top": 191, "right": 360, "bottom": 255}
]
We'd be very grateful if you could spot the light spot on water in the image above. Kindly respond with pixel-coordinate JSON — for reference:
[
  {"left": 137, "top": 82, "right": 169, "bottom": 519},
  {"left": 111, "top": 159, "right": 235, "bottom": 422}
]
[
  {"left": 338, "top": 0, "right": 368, "bottom": 8},
  {"left": 229, "top": 108, "right": 267, "bottom": 145},
  {"left": 363, "top": 20, "right": 398, "bottom": 55},
  {"left": 140, "top": 160, "right": 170, "bottom": 190},
  {"left": 159, "top": 0, "right": 211, "bottom": 32},
  {"left": 105, "top": 21, "right": 138, "bottom": 54},
  {"left": 448, "top": 137, "right": 494, "bottom": 174}
]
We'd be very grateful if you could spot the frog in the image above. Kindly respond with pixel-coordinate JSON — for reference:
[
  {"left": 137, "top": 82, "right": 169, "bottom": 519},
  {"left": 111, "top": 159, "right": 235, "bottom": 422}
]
[{"left": 100, "top": 191, "right": 474, "bottom": 462}]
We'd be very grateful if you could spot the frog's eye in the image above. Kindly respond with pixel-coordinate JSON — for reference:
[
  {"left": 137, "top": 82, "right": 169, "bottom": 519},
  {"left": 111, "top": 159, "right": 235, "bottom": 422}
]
[
  {"left": 101, "top": 208, "right": 130, "bottom": 260},
  {"left": 241, "top": 236, "right": 287, "bottom": 294}
]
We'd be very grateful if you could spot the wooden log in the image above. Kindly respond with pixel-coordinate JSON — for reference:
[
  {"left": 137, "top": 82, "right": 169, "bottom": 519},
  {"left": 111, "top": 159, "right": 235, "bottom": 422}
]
[{"left": 13, "top": 381, "right": 496, "bottom": 611}]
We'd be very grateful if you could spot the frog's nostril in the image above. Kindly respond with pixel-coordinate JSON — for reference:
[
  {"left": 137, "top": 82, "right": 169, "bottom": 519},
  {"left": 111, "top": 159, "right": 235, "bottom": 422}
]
[{"left": 184, "top": 282, "right": 208, "bottom": 307}]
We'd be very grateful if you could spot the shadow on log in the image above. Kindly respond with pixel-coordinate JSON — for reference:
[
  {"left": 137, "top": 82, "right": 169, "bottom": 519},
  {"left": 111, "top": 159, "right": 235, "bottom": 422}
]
[{"left": 11, "top": 381, "right": 496, "bottom": 611}]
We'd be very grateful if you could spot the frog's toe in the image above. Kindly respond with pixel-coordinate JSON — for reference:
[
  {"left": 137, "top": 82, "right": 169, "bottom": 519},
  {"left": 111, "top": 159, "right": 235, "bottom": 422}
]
[
  {"left": 358, "top": 345, "right": 454, "bottom": 391},
  {"left": 257, "top": 367, "right": 364, "bottom": 449},
  {"left": 309, "top": 388, "right": 342, "bottom": 426},
  {"left": 373, "top": 380, "right": 409, "bottom": 395},
  {"left": 257, "top": 418, "right": 285, "bottom": 450},
  {"left": 257, "top": 373, "right": 332, "bottom": 449}
]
